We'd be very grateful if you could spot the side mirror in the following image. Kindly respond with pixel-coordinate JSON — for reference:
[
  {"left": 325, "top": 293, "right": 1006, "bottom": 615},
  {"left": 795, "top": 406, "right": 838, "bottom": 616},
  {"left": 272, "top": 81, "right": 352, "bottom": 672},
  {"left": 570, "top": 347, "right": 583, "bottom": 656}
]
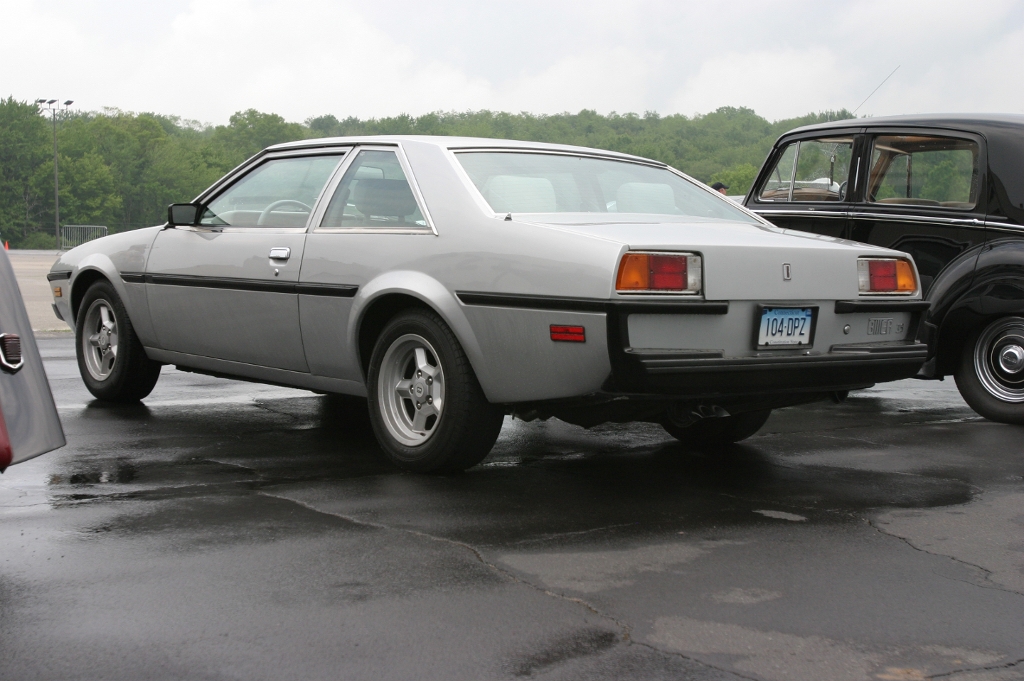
[{"left": 167, "top": 203, "right": 200, "bottom": 226}]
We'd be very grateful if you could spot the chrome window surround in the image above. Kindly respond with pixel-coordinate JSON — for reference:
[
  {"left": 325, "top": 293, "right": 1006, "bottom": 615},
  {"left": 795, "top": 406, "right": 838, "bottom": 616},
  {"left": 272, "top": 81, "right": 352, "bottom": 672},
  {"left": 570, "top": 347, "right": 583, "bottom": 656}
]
[
  {"left": 311, "top": 144, "right": 437, "bottom": 235},
  {"left": 753, "top": 128, "right": 863, "bottom": 205},
  {"left": 183, "top": 148, "right": 351, "bottom": 235},
  {"left": 864, "top": 132, "right": 982, "bottom": 211}
]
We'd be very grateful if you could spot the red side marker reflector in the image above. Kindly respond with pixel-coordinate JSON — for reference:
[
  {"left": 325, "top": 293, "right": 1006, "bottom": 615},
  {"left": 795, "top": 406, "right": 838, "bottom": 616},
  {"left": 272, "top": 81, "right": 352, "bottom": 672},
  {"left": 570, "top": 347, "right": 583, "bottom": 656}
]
[
  {"left": 0, "top": 397, "right": 12, "bottom": 473},
  {"left": 550, "top": 325, "right": 585, "bottom": 342}
]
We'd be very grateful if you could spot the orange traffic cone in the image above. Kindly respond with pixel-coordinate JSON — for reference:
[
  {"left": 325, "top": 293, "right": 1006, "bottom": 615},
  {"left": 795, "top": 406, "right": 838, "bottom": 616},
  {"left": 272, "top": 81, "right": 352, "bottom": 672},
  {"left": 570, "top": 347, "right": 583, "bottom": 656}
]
[{"left": 3, "top": 241, "right": 8, "bottom": 250}]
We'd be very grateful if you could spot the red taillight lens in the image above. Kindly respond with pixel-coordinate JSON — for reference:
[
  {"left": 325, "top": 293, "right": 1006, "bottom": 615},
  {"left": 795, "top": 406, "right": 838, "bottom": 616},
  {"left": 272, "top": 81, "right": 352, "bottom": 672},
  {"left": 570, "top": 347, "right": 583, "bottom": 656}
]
[
  {"left": 550, "top": 325, "right": 585, "bottom": 342},
  {"left": 869, "top": 260, "right": 897, "bottom": 290},
  {"left": 616, "top": 253, "right": 702, "bottom": 293},
  {"left": 650, "top": 255, "right": 685, "bottom": 290},
  {"left": 858, "top": 258, "right": 918, "bottom": 294}
]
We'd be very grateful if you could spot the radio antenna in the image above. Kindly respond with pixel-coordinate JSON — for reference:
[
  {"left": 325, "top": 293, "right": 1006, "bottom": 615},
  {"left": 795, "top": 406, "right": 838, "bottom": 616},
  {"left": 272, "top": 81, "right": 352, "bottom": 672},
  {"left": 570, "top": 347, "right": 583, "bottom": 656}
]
[{"left": 852, "top": 66, "right": 900, "bottom": 115}]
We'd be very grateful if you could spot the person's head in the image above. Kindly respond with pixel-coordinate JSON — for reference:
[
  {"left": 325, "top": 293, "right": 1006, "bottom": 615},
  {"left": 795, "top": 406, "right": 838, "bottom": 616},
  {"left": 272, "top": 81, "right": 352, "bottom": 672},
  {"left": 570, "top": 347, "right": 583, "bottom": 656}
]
[{"left": 710, "top": 181, "right": 729, "bottom": 195}]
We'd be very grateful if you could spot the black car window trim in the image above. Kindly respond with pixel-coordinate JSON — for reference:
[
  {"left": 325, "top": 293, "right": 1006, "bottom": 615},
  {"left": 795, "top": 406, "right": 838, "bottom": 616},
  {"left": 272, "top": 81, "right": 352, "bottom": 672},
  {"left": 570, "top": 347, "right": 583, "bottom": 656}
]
[
  {"left": 311, "top": 144, "right": 437, "bottom": 235},
  {"left": 857, "top": 127, "right": 987, "bottom": 214},
  {"left": 188, "top": 148, "right": 351, "bottom": 234}
]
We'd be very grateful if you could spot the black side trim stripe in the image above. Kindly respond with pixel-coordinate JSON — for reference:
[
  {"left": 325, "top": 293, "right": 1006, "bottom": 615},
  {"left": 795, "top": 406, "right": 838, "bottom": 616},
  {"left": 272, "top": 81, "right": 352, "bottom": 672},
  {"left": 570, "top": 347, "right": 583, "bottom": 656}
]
[
  {"left": 121, "top": 272, "right": 357, "bottom": 297},
  {"left": 834, "top": 300, "right": 931, "bottom": 314},
  {"left": 46, "top": 271, "right": 72, "bottom": 281},
  {"left": 456, "top": 291, "right": 729, "bottom": 315}
]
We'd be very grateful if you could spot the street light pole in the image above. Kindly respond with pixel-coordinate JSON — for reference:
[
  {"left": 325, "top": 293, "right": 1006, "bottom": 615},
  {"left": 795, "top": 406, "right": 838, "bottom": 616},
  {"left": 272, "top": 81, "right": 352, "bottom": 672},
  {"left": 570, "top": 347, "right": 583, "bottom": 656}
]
[{"left": 35, "top": 99, "right": 73, "bottom": 247}]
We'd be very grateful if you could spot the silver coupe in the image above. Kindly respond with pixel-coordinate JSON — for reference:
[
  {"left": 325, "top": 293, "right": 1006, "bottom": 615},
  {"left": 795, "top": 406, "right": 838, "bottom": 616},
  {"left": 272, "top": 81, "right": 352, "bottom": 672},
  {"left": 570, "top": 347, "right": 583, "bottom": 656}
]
[{"left": 49, "top": 136, "right": 929, "bottom": 472}]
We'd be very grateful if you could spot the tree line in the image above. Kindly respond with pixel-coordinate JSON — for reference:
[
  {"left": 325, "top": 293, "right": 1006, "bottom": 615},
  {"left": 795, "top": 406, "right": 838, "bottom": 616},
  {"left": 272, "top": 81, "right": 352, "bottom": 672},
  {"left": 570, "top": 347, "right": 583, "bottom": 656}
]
[{"left": 0, "top": 96, "right": 851, "bottom": 248}]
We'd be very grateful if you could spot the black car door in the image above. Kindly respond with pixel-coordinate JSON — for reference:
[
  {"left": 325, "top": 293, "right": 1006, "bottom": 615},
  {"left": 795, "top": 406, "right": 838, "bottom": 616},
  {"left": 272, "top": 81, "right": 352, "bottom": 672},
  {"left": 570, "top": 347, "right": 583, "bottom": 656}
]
[
  {"left": 848, "top": 129, "right": 987, "bottom": 294},
  {"left": 747, "top": 130, "right": 861, "bottom": 239}
]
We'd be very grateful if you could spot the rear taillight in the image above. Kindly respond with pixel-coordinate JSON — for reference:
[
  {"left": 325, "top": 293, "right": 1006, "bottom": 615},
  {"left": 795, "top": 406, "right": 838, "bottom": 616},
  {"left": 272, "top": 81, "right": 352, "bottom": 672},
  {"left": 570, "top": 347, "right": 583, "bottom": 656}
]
[
  {"left": 858, "top": 258, "right": 917, "bottom": 294},
  {"left": 616, "top": 253, "right": 702, "bottom": 293}
]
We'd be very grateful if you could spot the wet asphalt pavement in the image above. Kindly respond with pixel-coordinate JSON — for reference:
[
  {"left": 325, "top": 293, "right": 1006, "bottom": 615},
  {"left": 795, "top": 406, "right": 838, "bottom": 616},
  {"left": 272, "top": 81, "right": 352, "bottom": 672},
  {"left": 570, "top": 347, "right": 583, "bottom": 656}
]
[{"left": 2, "top": 336, "right": 1024, "bottom": 681}]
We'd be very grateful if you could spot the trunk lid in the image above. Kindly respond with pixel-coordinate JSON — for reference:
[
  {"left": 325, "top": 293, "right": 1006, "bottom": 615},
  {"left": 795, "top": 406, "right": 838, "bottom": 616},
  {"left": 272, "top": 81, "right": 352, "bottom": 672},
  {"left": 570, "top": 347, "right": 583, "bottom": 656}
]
[{"left": 525, "top": 215, "right": 907, "bottom": 301}]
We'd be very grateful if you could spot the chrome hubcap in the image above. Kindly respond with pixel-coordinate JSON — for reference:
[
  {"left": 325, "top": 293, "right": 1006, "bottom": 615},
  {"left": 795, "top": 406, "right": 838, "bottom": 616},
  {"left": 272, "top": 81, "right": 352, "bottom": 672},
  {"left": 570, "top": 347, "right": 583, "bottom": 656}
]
[
  {"left": 378, "top": 334, "right": 445, "bottom": 447},
  {"left": 82, "top": 299, "right": 118, "bottom": 381},
  {"left": 974, "top": 317, "right": 1024, "bottom": 403},
  {"left": 998, "top": 345, "right": 1024, "bottom": 374}
]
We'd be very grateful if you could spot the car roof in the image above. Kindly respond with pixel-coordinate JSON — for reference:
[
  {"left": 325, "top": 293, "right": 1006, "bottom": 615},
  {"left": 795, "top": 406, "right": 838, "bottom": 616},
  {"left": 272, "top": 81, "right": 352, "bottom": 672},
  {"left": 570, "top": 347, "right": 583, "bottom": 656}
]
[
  {"left": 784, "top": 113, "right": 1024, "bottom": 137},
  {"left": 266, "top": 135, "right": 665, "bottom": 165}
]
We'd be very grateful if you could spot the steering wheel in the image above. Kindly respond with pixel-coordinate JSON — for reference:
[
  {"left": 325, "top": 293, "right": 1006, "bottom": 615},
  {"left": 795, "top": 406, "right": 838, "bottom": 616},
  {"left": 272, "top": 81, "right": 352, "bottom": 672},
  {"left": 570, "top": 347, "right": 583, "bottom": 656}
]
[
  {"left": 837, "top": 181, "right": 849, "bottom": 201},
  {"left": 257, "top": 199, "right": 312, "bottom": 226}
]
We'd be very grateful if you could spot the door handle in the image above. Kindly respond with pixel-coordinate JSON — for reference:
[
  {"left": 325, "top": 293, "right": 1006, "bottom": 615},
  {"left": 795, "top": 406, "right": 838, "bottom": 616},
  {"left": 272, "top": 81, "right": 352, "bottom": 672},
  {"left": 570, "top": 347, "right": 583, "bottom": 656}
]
[{"left": 269, "top": 247, "right": 291, "bottom": 260}]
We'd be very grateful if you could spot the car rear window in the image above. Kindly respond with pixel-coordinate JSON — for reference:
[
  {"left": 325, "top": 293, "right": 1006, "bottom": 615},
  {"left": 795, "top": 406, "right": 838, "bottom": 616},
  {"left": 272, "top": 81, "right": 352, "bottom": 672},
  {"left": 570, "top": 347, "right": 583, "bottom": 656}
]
[{"left": 455, "top": 152, "right": 757, "bottom": 223}]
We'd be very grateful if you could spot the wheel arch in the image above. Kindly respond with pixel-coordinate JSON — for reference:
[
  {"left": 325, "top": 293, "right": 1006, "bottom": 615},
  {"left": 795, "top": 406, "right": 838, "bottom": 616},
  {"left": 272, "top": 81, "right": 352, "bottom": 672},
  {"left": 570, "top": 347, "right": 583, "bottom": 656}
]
[
  {"left": 69, "top": 255, "right": 128, "bottom": 328},
  {"left": 349, "top": 271, "right": 490, "bottom": 396},
  {"left": 927, "top": 238, "right": 1024, "bottom": 376}
]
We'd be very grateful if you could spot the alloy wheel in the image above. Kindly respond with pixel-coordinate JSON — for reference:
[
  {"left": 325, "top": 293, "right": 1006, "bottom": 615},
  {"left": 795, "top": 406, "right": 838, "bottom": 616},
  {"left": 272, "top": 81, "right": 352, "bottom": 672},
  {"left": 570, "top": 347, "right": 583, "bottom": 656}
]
[
  {"left": 82, "top": 298, "right": 119, "bottom": 381},
  {"left": 378, "top": 333, "right": 446, "bottom": 447}
]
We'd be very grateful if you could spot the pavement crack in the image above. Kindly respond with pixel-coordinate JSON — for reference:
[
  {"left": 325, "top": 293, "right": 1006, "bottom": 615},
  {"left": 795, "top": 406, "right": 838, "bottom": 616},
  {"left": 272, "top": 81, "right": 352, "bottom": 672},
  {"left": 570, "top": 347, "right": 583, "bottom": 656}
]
[
  {"left": 259, "top": 490, "right": 761, "bottom": 681},
  {"left": 867, "top": 518, "right": 1024, "bottom": 598},
  {"left": 928, "top": 655, "right": 1024, "bottom": 679},
  {"left": 257, "top": 491, "right": 633, "bottom": 633}
]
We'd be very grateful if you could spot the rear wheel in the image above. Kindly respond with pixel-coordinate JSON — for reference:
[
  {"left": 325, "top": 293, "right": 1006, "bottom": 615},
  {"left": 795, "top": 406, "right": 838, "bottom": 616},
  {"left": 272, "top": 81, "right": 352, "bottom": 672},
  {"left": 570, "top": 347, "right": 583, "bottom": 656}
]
[
  {"left": 367, "top": 309, "right": 504, "bottom": 473},
  {"left": 662, "top": 409, "right": 772, "bottom": 447},
  {"left": 954, "top": 317, "right": 1024, "bottom": 424},
  {"left": 76, "top": 280, "right": 161, "bottom": 402}
]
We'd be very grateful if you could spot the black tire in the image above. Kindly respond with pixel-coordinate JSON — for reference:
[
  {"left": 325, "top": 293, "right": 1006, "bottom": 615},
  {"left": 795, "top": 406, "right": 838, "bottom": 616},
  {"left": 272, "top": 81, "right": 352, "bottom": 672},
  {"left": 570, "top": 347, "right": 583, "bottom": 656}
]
[
  {"left": 662, "top": 409, "right": 772, "bottom": 447},
  {"left": 76, "top": 280, "right": 162, "bottom": 402},
  {"left": 954, "top": 317, "right": 1024, "bottom": 424},
  {"left": 366, "top": 309, "right": 504, "bottom": 473}
]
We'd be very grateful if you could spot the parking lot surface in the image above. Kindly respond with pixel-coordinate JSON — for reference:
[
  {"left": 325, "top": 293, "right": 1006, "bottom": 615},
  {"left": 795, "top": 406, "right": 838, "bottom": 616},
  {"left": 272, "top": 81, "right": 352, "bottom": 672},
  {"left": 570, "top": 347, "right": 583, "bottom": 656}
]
[{"left": 1, "top": 335, "right": 1023, "bottom": 681}]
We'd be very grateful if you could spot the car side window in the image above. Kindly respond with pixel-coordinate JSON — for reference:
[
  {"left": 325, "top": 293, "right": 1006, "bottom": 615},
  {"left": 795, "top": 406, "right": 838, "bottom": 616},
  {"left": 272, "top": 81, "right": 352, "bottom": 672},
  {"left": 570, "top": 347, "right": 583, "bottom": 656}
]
[
  {"left": 866, "top": 135, "right": 980, "bottom": 209},
  {"left": 757, "top": 137, "right": 854, "bottom": 202},
  {"left": 320, "top": 150, "right": 427, "bottom": 229},
  {"left": 200, "top": 155, "right": 344, "bottom": 228}
]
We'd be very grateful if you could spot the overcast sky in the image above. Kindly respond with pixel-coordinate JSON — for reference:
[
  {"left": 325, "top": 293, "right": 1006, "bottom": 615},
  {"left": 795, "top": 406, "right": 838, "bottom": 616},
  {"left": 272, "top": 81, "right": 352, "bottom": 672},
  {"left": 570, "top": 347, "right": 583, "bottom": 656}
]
[{"left": 3, "top": 0, "right": 1023, "bottom": 125}]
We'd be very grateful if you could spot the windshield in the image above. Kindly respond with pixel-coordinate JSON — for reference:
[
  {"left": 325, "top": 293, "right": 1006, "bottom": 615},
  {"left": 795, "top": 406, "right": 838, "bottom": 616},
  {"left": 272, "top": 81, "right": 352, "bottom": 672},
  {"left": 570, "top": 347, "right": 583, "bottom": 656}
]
[{"left": 456, "top": 151, "right": 757, "bottom": 223}]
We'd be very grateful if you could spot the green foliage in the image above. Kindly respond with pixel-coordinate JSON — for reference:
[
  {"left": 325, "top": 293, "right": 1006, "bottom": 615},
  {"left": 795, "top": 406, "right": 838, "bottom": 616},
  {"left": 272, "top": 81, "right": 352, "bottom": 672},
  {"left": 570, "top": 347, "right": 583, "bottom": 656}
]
[
  {"left": 710, "top": 163, "right": 759, "bottom": 196},
  {"left": 0, "top": 96, "right": 855, "bottom": 247}
]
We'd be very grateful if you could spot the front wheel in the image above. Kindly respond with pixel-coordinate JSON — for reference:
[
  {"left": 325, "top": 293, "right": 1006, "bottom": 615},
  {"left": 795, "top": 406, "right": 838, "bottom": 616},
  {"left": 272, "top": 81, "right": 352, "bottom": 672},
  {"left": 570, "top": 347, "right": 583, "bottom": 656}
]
[
  {"left": 662, "top": 409, "right": 772, "bottom": 447},
  {"left": 954, "top": 317, "right": 1024, "bottom": 424},
  {"left": 367, "top": 309, "right": 504, "bottom": 473},
  {"left": 76, "top": 280, "right": 162, "bottom": 402}
]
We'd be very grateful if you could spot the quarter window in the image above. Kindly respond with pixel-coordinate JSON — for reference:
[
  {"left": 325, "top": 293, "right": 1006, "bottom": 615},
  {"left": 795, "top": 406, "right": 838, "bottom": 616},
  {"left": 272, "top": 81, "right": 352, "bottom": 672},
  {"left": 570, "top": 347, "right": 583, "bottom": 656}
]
[
  {"left": 320, "top": 150, "right": 427, "bottom": 229},
  {"left": 200, "top": 155, "right": 344, "bottom": 228},
  {"left": 758, "top": 137, "right": 854, "bottom": 202},
  {"left": 866, "top": 135, "right": 979, "bottom": 209}
]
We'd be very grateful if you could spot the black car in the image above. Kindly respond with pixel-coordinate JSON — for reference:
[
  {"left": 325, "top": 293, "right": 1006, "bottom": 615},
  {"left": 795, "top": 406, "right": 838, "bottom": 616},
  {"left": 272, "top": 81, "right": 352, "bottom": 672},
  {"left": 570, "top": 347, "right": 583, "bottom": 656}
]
[{"left": 745, "top": 114, "right": 1024, "bottom": 424}]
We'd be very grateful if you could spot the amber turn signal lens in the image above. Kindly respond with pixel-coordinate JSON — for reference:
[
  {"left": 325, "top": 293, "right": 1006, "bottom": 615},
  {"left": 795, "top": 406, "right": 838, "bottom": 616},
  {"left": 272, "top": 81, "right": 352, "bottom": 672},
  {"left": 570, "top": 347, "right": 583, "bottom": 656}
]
[
  {"left": 895, "top": 260, "right": 916, "bottom": 292},
  {"left": 616, "top": 253, "right": 650, "bottom": 290}
]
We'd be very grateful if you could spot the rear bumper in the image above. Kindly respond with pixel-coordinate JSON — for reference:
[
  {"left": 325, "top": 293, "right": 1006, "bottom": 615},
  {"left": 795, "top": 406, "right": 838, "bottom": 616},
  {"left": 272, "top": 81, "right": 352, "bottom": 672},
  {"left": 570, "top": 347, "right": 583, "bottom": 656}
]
[
  {"left": 607, "top": 343, "right": 929, "bottom": 396},
  {"left": 604, "top": 300, "right": 930, "bottom": 397}
]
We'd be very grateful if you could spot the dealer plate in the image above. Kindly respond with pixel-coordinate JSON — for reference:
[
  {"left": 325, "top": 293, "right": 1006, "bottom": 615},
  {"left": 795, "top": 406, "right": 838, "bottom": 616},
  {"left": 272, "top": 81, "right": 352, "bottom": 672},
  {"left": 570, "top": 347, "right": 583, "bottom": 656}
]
[{"left": 758, "top": 307, "right": 814, "bottom": 347}]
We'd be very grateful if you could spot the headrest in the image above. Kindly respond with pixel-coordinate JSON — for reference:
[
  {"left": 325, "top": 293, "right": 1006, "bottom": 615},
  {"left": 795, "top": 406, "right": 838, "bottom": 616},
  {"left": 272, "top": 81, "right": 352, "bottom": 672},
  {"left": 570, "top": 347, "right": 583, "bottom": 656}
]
[
  {"left": 351, "top": 179, "right": 419, "bottom": 219},
  {"left": 483, "top": 175, "right": 556, "bottom": 212},
  {"left": 616, "top": 182, "right": 677, "bottom": 214}
]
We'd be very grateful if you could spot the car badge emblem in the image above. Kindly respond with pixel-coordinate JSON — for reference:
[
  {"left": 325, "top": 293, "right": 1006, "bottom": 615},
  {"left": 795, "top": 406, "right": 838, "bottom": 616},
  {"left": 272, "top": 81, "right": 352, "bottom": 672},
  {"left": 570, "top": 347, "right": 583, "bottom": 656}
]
[{"left": 782, "top": 263, "right": 792, "bottom": 281}]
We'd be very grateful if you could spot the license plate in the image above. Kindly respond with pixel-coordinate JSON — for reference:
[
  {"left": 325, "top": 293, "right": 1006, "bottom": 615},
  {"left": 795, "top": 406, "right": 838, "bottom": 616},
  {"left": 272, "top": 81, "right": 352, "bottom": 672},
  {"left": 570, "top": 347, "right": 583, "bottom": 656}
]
[{"left": 758, "top": 307, "right": 814, "bottom": 347}]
